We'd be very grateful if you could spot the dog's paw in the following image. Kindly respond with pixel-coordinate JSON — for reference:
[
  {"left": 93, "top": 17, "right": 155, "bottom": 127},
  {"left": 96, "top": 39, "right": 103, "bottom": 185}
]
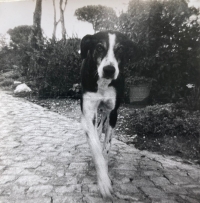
[{"left": 98, "top": 175, "right": 113, "bottom": 199}]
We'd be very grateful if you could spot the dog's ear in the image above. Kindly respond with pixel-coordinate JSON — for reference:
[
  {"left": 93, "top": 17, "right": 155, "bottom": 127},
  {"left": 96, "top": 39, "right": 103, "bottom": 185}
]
[{"left": 80, "top": 35, "right": 93, "bottom": 59}]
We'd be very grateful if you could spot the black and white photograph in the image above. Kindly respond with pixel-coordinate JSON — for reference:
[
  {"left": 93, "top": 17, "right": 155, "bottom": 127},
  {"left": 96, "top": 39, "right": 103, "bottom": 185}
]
[{"left": 0, "top": 0, "right": 200, "bottom": 202}]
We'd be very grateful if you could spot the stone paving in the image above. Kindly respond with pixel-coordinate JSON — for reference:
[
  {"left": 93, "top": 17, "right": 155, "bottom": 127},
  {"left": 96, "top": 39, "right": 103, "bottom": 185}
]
[{"left": 0, "top": 90, "right": 200, "bottom": 203}]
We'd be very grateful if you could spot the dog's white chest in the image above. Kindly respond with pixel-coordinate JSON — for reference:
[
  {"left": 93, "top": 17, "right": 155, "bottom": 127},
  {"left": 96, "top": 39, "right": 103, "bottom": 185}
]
[
  {"left": 83, "top": 79, "right": 116, "bottom": 111},
  {"left": 97, "top": 79, "right": 116, "bottom": 105}
]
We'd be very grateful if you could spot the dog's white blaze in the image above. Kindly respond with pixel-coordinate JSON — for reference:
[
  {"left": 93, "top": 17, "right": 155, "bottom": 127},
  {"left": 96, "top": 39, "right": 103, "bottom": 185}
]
[{"left": 98, "top": 34, "right": 119, "bottom": 79}]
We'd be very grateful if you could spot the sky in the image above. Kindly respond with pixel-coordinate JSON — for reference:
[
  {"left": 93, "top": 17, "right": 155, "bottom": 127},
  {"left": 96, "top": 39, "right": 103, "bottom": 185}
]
[
  {"left": 0, "top": 0, "right": 130, "bottom": 39},
  {"left": 0, "top": 0, "right": 200, "bottom": 40}
]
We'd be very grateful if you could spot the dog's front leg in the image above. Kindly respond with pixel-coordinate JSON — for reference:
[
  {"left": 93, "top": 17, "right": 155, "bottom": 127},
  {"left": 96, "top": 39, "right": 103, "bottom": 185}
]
[
  {"left": 81, "top": 95, "right": 113, "bottom": 198},
  {"left": 103, "top": 109, "right": 117, "bottom": 162}
]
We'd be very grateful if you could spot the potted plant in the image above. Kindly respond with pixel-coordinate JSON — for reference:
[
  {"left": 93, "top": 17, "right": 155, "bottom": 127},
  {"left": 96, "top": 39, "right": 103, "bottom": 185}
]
[{"left": 128, "top": 76, "right": 153, "bottom": 104}]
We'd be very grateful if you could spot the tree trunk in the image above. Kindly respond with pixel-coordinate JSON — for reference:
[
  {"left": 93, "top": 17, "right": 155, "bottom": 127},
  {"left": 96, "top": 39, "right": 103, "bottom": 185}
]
[
  {"left": 30, "top": 0, "right": 42, "bottom": 48},
  {"left": 52, "top": 0, "right": 60, "bottom": 41},
  {"left": 60, "top": 0, "right": 67, "bottom": 42}
]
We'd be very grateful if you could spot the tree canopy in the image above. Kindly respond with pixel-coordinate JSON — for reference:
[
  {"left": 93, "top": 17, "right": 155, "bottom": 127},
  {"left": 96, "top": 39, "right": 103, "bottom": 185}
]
[
  {"left": 118, "top": 0, "right": 200, "bottom": 102},
  {"left": 7, "top": 25, "right": 33, "bottom": 47},
  {"left": 75, "top": 5, "right": 118, "bottom": 33}
]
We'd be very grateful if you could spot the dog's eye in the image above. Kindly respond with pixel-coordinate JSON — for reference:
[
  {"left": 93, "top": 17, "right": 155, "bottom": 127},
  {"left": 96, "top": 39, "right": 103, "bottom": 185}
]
[
  {"left": 96, "top": 44, "right": 104, "bottom": 52},
  {"left": 117, "top": 46, "right": 124, "bottom": 53}
]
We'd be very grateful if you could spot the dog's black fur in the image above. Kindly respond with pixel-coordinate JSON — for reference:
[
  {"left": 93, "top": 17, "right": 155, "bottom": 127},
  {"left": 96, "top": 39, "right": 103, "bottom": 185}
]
[{"left": 80, "top": 31, "right": 136, "bottom": 198}]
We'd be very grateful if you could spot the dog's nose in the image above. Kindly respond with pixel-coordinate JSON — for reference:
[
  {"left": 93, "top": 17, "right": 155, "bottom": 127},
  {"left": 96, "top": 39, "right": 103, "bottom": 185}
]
[{"left": 103, "top": 65, "right": 115, "bottom": 78}]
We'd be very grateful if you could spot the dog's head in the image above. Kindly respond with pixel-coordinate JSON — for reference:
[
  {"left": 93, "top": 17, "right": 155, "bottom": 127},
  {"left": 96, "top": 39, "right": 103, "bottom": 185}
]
[{"left": 81, "top": 31, "right": 137, "bottom": 80}]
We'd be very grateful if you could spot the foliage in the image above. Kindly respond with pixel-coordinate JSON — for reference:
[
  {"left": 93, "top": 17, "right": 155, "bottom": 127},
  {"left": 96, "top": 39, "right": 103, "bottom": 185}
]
[
  {"left": 0, "top": 34, "right": 16, "bottom": 71},
  {"left": 118, "top": 0, "right": 151, "bottom": 43},
  {"left": 1, "top": 26, "right": 33, "bottom": 72},
  {"left": 118, "top": 0, "right": 200, "bottom": 103},
  {"left": 130, "top": 104, "right": 199, "bottom": 137},
  {"left": 126, "top": 76, "right": 154, "bottom": 86},
  {"left": 67, "top": 83, "right": 81, "bottom": 99},
  {"left": 1, "top": 70, "right": 20, "bottom": 80},
  {"left": 125, "top": 103, "right": 200, "bottom": 159},
  {"left": 15, "top": 36, "right": 81, "bottom": 98},
  {"left": 0, "top": 78, "right": 14, "bottom": 87},
  {"left": 7, "top": 25, "right": 32, "bottom": 48},
  {"left": 0, "top": 46, "right": 18, "bottom": 72},
  {"left": 0, "top": 70, "right": 20, "bottom": 89},
  {"left": 185, "top": 86, "right": 200, "bottom": 111},
  {"left": 1, "top": 25, "right": 81, "bottom": 98},
  {"left": 75, "top": 5, "right": 118, "bottom": 32},
  {"left": 0, "top": 34, "right": 7, "bottom": 49},
  {"left": 177, "top": 84, "right": 200, "bottom": 111}
]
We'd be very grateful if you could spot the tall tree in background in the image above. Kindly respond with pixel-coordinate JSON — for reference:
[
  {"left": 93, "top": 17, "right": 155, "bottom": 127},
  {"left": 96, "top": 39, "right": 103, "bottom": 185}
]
[
  {"left": 52, "top": 0, "right": 68, "bottom": 41},
  {"left": 30, "top": 0, "right": 43, "bottom": 48},
  {"left": 75, "top": 5, "right": 118, "bottom": 33},
  {"left": 52, "top": 0, "right": 59, "bottom": 41},
  {"left": 118, "top": 0, "right": 150, "bottom": 43},
  {"left": 118, "top": 0, "right": 200, "bottom": 102},
  {"left": 8, "top": 25, "right": 32, "bottom": 48},
  {"left": 60, "top": 0, "right": 68, "bottom": 41},
  {"left": 118, "top": 0, "right": 190, "bottom": 54}
]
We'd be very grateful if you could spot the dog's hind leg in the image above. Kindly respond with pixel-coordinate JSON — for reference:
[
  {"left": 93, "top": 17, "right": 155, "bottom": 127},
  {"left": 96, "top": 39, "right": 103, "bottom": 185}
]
[
  {"left": 97, "top": 111, "right": 107, "bottom": 139},
  {"left": 102, "top": 120, "right": 113, "bottom": 163}
]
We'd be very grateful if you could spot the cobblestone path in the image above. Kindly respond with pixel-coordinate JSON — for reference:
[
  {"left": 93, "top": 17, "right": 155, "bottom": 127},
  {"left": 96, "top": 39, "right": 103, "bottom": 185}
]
[{"left": 0, "top": 90, "right": 200, "bottom": 203}]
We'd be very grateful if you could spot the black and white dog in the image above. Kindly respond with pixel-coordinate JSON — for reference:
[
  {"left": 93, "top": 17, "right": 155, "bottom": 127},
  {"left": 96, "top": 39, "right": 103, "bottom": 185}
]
[{"left": 80, "top": 31, "right": 136, "bottom": 198}]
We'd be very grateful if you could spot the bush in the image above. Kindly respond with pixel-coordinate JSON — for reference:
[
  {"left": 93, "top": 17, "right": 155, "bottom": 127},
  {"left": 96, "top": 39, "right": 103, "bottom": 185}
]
[
  {"left": 0, "top": 78, "right": 14, "bottom": 87},
  {"left": 1, "top": 70, "right": 20, "bottom": 79},
  {"left": 119, "top": 0, "right": 200, "bottom": 104},
  {"left": 185, "top": 86, "right": 200, "bottom": 111},
  {"left": 177, "top": 84, "right": 200, "bottom": 111},
  {"left": 0, "top": 76, "right": 5, "bottom": 82},
  {"left": 16, "top": 37, "right": 81, "bottom": 98},
  {"left": 0, "top": 47, "right": 18, "bottom": 72},
  {"left": 125, "top": 104, "right": 200, "bottom": 158},
  {"left": 0, "top": 71, "right": 21, "bottom": 91},
  {"left": 67, "top": 83, "right": 81, "bottom": 99},
  {"left": 128, "top": 104, "right": 199, "bottom": 137}
]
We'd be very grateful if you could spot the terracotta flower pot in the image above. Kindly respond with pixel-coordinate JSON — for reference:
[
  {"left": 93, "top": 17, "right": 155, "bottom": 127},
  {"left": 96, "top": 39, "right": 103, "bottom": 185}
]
[{"left": 129, "top": 83, "right": 151, "bottom": 104}]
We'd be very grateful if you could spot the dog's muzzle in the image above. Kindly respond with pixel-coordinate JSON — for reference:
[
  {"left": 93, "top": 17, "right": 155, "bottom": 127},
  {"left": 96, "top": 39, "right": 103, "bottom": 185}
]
[{"left": 103, "top": 65, "right": 115, "bottom": 79}]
